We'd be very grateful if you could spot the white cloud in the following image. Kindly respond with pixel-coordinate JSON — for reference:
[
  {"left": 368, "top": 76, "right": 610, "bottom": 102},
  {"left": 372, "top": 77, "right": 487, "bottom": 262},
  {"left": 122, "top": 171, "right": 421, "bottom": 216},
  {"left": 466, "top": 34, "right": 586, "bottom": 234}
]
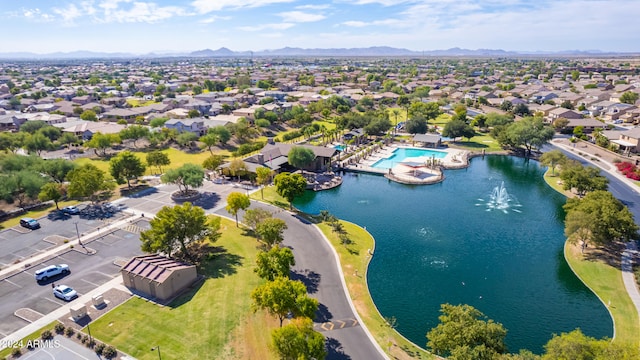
[
  {"left": 199, "top": 15, "right": 231, "bottom": 24},
  {"left": 296, "top": 4, "right": 331, "bottom": 10},
  {"left": 52, "top": 4, "right": 84, "bottom": 25},
  {"left": 237, "top": 22, "right": 295, "bottom": 31},
  {"left": 278, "top": 11, "right": 325, "bottom": 23},
  {"left": 191, "top": 0, "right": 294, "bottom": 14},
  {"left": 20, "top": 8, "right": 55, "bottom": 22},
  {"left": 338, "top": 0, "right": 414, "bottom": 5},
  {"left": 97, "top": 0, "right": 187, "bottom": 23},
  {"left": 341, "top": 18, "right": 403, "bottom": 28}
]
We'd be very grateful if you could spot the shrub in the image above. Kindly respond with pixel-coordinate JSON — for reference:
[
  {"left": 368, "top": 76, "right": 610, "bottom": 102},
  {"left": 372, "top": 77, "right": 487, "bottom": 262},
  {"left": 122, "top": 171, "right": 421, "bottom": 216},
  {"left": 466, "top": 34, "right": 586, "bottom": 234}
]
[
  {"left": 54, "top": 323, "right": 65, "bottom": 334},
  {"left": 255, "top": 119, "right": 271, "bottom": 128},
  {"left": 86, "top": 339, "right": 96, "bottom": 348},
  {"left": 81, "top": 335, "right": 88, "bottom": 344},
  {"left": 282, "top": 130, "right": 302, "bottom": 141},
  {"left": 65, "top": 327, "right": 75, "bottom": 337},
  {"left": 11, "top": 348, "right": 21, "bottom": 358},
  {"left": 102, "top": 346, "right": 117, "bottom": 359},
  {"left": 233, "top": 141, "right": 265, "bottom": 157},
  {"left": 94, "top": 343, "right": 105, "bottom": 355},
  {"left": 40, "top": 330, "right": 53, "bottom": 340}
]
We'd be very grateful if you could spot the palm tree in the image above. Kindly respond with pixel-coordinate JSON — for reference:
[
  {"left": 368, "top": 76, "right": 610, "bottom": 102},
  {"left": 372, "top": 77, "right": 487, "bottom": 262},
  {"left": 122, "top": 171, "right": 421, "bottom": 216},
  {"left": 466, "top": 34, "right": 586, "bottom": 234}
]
[{"left": 391, "top": 108, "right": 401, "bottom": 134}]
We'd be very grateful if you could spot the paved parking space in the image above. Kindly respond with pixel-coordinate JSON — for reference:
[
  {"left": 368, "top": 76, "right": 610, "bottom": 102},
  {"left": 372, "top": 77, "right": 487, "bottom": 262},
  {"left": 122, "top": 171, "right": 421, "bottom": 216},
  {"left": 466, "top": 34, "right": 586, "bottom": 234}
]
[
  {"left": 0, "top": 212, "right": 128, "bottom": 267},
  {"left": 0, "top": 227, "right": 143, "bottom": 337}
]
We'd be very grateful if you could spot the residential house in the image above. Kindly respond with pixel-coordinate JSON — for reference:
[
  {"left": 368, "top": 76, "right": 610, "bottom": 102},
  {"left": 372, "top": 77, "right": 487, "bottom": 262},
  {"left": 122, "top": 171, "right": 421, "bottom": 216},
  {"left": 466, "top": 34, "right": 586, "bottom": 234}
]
[
  {"left": 164, "top": 118, "right": 206, "bottom": 135},
  {"left": 613, "top": 127, "right": 640, "bottom": 153},
  {"left": 547, "top": 108, "right": 582, "bottom": 123}
]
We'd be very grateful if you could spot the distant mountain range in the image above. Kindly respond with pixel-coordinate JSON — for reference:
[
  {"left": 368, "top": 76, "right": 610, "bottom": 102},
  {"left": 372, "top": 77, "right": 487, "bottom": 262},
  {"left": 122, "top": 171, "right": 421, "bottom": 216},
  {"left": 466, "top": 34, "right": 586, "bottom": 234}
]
[{"left": 0, "top": 47, "right": 634, "bottom": 60}]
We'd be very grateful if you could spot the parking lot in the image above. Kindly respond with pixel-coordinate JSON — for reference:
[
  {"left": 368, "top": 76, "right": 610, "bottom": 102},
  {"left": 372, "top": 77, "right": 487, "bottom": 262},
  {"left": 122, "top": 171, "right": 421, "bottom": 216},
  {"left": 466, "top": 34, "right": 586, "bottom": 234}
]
[
  {"left": 0, "top": 205, "right": 129, "bottom": 267},
  {"left": 0, "top": 225, "right": 146, "bottom": 337}
]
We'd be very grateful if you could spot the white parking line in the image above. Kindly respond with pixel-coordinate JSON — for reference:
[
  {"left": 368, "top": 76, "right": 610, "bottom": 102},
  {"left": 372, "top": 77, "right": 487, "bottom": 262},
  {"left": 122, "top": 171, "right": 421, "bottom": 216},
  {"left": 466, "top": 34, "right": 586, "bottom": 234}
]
[
  {"left": 82, "top": 279, "right": 99, "bottom": 287},
  {"left": 4, "top": 279, "right": 23, "bottom": 288},
  {"left": 95, "top": 270, "right": 117, "bottom": 279},
  {"left": 43, "top": 297, "right": 64, "bottom": 306}
]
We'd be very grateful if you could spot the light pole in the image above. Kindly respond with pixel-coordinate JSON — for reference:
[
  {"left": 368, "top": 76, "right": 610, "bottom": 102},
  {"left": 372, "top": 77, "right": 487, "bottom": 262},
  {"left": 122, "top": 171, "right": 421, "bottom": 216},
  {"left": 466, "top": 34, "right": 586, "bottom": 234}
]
[
  {"left": 74, "top": 222, "right": 82, "bottom": 246},
  {"left": 151, "top": 345, "right": 162, "bottom": 360}
]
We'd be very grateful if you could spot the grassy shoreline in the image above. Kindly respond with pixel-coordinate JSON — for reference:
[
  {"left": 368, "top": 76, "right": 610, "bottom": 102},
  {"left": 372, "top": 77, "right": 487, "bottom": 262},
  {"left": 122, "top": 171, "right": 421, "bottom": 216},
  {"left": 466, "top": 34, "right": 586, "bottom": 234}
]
[{"left": 543, "top": 170, "right": 639, "bottom": 346}]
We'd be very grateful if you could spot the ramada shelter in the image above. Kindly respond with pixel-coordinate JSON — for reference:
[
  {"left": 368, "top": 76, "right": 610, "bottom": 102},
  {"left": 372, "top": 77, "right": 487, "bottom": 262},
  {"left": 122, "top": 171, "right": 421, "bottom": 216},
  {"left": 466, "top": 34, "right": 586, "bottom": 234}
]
[{"left": 120, "top": 254, "right": 197, "bottom": 301}]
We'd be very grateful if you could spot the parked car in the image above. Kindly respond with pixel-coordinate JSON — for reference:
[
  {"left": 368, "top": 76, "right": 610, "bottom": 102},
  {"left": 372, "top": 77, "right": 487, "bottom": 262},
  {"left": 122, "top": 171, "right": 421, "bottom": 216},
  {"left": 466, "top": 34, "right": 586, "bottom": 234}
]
[
  {"left": 19, "top": 218, "right": 40, "bottom": 230},
  {"left": 62, "top": 205, "right": 80, "bottom": 214},
  {"left": 53, "top": 285, "right": 77, "bottom": 301},
  {"left": 35, "top": 264, "right": 70, "bottom": 281}
]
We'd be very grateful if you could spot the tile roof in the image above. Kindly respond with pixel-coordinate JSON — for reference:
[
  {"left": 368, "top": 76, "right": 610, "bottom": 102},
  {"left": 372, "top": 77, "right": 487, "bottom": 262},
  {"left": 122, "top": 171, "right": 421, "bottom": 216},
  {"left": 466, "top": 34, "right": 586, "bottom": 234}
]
[{"left": 121, "top": 254, "right": 194, "bottom": 284}]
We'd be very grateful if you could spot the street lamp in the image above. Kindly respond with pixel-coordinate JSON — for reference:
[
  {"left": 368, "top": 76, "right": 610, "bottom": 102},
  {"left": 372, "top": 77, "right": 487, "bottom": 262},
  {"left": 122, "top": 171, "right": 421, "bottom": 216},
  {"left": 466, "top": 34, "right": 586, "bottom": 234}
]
[
  {"left": 74, "top": 221, "right": 82, "bottom": 246},
  {"left": 151, "top": 345, "right": 162, "bottom": 360}
]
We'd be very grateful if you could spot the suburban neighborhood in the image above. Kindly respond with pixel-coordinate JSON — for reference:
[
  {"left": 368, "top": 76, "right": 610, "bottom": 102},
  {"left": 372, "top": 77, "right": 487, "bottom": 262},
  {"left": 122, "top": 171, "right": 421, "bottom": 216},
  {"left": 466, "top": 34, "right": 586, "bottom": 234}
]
[{"left": 0, "top": 55, "right": 638, "bottom": 360}]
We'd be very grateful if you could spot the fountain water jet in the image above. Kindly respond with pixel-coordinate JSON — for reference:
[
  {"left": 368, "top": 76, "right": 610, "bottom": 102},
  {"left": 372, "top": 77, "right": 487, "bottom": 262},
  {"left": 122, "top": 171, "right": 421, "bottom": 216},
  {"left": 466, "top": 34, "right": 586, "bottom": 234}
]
[{"left": 485, "top": 181, "right": 519, "bottom": 213}]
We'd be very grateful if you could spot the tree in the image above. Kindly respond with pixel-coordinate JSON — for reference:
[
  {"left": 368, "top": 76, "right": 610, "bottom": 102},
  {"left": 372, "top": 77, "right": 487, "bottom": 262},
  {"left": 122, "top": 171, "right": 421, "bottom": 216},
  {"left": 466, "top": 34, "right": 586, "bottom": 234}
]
[
  {"left": 226, "top": 192, "right": 251, "bottom": 227},
  {"left": 146, "top": 151, "right": 170, "bottom": 174},
  {"left": 256, "top": 217, "right": 288, "bottom": 248},
  {"left": 426, "top": 303, "right": 507, "bottom": 360},
  {"left": 86, "top": 133, "right": 120, "bottom": 157},
  {"left": 274, "top": 172, "right": 307, "bottom": 210},
  {"left": 40, "top": 158, "right": 77, "bottom": 183},
  {"left": 0, "top": 170, "right": 48, "bottom": 209},
  {"left": 564, "top": 190, "right": 638, "bottom": 247},
  {"left": 66, "top": 164, "right": 115, "bottom": 203},
  {"left": 513, "top": 103, "right": 531, "bottom": 117},
  {"left": 288, "top": 147, "right": 315, "bottom": 173},
  {"left": 564, "top": 210, "right": 597, "bottom": 253},
  {"left": 38, "top": 183, "right": 66, "bottom": 210},
  {"left": 256, "top": 167, "right": 274, "bottom": 199},
  {"left": 559, "top": 161, "right": 608, "bottom": 197},
  {"left": 243, "top": 208, "right": 273, "bottom": 235},
  {"left": 80, "top": 110, "right": 98, "bottom": 121},
  {"left": 405, "top": 116, "right": 428, "bottom": 134},
  {"left": 19, "top": 120, "right": 47, "bottom": 134},
  {"left": 228, "top": 158, "right": 248, "bottom": 182},
  {"left": 202, "top": 154, "right": 224, "bottom": 172},
  {"left": 619, "top": 91, "right": 639, "bottom": 105},
  {"left": 109, "top": 151, "right": 146, "bottom": 189},
  {"left": 140, "top": 202, "right": 220, "bottom": 261},
  {"left": 176, "top": 131, "right": 198, "bottom": 148},
  {"left": 209, "top": 126, "right": 231, "bottom": 146},
  {"left": 271, "top": 318, "right": 326, "bottom": 360},
  {"left": 199, "top": 133, "right": 220, "bottom": 155},
  {"left": 161, "top": 163, "right": 205, "bottom": 195},
  {"left": 397, "top": 95, "right": 410, "bottom": 119},
  {"left": 255, "top": 245, "right": 295, "bottom": 280},
  {"left": 24, "top": 132, "right": 53, "bottom": 155},
  {"left": 552, "top": 117, "right": 570, "bottom": 131},
  {"left": 501, "top": 117, "right": 554, "bottom": 156},
  {"left": 251, "top": 277, "right": 318, "bottom": 327},
  {"left": 443, "top": 118, "right": 475, "bottom": 141},
  {"left": 119, "top": 125, "right": 150, "bottom": 148},
  {"left": 539, "top": 150, "right": 567, "bottom": 176},
  {"left": 187, "top": 109, "right": 200, "bottom": 118},
  {"left": 542, "top": 329, "right": 639, "bottom": 360}
]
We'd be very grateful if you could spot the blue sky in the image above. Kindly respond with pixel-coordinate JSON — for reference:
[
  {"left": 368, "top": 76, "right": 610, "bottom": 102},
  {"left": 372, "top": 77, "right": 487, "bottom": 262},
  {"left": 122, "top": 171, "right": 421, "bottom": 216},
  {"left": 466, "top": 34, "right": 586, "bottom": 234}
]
[{"left": 2, "top": 0, "right": 638, "bottom": 54}]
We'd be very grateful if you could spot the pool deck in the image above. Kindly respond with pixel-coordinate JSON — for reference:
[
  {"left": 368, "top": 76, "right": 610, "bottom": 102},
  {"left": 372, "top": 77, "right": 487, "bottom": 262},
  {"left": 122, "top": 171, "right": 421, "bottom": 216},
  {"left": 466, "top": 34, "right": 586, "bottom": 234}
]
[{"left": 338, "top": 144, "right": 470, "bottom": 185}]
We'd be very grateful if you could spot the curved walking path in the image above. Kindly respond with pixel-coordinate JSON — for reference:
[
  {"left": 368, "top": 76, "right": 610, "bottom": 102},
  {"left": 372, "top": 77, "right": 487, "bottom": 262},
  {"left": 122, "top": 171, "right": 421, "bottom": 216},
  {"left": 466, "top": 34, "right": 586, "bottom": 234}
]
[
  {"left": 215, "top": 202, "right": 387, "bottom": 360},
  {"left": 552, "top": 139, "right": 640, "bottom": 324}
]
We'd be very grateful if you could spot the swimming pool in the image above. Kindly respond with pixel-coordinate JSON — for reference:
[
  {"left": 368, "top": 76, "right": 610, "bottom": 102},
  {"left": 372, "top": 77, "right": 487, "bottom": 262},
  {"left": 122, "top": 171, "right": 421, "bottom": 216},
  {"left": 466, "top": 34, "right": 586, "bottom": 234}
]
[
  {"left": 372, "top": 147, "right": 447, "bottom": 169},
  {"left": 334, "top": 144, "right": 346, "bottom": 152}
]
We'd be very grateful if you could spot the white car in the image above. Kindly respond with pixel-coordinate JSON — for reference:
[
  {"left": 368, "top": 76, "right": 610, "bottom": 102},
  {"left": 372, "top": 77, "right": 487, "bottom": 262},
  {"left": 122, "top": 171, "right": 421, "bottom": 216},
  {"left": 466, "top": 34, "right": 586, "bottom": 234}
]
[
  {"left": 53, "top": 285, "right": 77, "bottom": 301},
  {"left": 63, "top": 205, "right": 80, "bottom": 214},
  {"left": 35, "top": 264, "right": 70, "bottom": 281}
]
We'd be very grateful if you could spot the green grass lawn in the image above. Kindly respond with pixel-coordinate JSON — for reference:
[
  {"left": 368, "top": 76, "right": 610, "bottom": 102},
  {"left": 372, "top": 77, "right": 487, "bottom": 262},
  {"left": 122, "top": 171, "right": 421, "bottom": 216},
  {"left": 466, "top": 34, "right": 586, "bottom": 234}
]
[
  {"left": 88, "top": 216, "right": 277, "bottom": 360},
  {"left": 73, "top": 147, "right": 221, "bottom": 176},
  {"left": 544, "top": 170, "right": 639, "bottom": 346},
  {"left": 564, "top": 242, "right": 639, "bottom": 345}
]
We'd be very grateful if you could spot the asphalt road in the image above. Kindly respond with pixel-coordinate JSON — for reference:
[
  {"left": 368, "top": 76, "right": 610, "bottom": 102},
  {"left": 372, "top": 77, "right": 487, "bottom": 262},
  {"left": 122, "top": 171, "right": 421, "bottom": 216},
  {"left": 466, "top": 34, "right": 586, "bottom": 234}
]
[
  {"left": 0, "top": 226, "right": 145, "bottom": 337},
  {"left": 216, "top": 201, "right": 385, "bottom": 360},
  {"left": 550, "top": 143, "right": 640, "bottom": 220}
]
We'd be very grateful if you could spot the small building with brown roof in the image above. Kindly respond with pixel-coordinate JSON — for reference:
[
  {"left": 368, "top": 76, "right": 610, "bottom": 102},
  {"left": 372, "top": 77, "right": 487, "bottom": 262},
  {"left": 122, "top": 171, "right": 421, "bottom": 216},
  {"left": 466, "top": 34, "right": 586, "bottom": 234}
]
[{"left": 120, "top": 254, "right": 197, "bottom": 301}]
